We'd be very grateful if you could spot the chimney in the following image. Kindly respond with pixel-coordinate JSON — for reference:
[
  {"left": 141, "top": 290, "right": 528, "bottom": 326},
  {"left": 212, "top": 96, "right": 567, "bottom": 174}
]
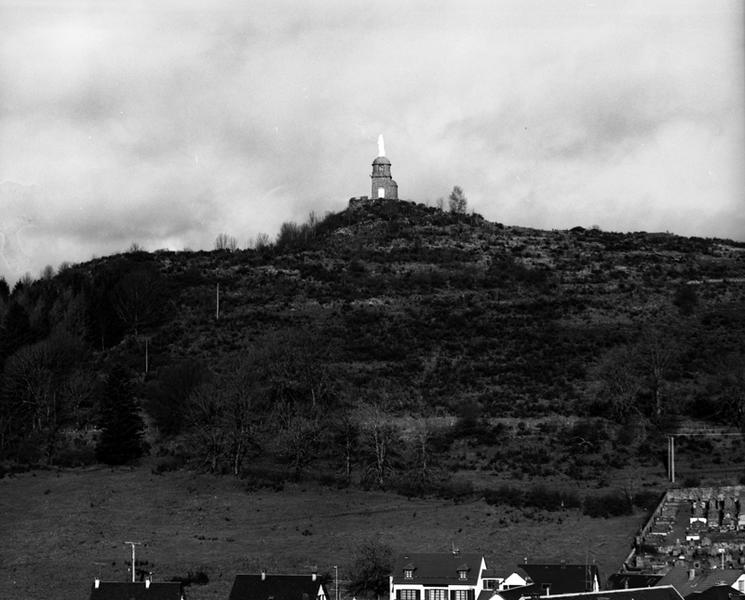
[
  {"left": 262, "top": 570, "right": 267, "bottom": 581},
  {"left": 94, "top": 578, "right": 100, "bottom": 589}
]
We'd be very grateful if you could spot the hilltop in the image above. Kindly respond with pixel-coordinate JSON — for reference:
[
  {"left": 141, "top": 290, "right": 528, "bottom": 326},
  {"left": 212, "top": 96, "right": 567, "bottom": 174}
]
[{"left": 1, "top": 198, "right": 745, "bottom": 490}]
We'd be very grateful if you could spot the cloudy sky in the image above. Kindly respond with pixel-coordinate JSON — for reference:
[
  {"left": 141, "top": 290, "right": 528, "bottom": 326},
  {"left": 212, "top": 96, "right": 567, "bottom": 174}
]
[{"left": 1, "top": 0, "right": 743, "bottom": 283}]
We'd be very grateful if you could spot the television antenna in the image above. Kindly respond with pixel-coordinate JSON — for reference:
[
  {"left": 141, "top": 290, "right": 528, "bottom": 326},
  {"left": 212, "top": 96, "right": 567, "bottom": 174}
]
[{"left": 124, "top": 541, "right": 142, "bottom": 583}]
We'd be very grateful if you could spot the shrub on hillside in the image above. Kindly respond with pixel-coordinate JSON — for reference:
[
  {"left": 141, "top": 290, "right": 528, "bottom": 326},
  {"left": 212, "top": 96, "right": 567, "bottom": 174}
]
[
  {"left": 583, "top": 492, "right": 632, "bottom": 517},
  {"left": 433, "top": 479, "right": 474, "bottom": 502},
  {"left": 633, "top": 490, "right": 663, "bottom": 511}
]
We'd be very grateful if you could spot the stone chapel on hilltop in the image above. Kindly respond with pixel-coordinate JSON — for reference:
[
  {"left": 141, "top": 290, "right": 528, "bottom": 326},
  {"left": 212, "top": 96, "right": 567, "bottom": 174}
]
[{"left": 370, "top": 134, "right": 398, "bottom": 200}]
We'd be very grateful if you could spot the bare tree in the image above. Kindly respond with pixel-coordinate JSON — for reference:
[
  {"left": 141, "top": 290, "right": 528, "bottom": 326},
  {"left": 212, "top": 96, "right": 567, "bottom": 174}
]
[
  {"left": 356, "top": 398, "right": 398, "bottom": 488},
  {"left": 187, "top": 383, "right": 227, "bottom": 473},
  {"left": 0, "top": 333, "right": 91, "bottom": 463},
  {"left": 448, "top": 186, "right": 467, "bottom": 214},
  {"left": 186, "top": 359, "right": 266, "bottom": 475},
  {"left": 253, "top": 232, "right": 271, "bottom": 251},
  {"left": 111, "top": 267, "right": 164, "bottom": 336},
  {"left": 407, "top": 416, "right": 435, "bottom": 482},
  {"left": 273, "top": 400, "right": 322, "bottom": 479},
  {"left": 214, "top": 233, "right": 238, "bottom": 251}
]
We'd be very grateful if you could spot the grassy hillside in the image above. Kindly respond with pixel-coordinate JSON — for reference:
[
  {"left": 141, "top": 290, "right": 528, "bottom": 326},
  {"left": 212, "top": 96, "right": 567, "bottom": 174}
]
[{"left": 1, "top": 198, "right": 744, "bottom": 489}]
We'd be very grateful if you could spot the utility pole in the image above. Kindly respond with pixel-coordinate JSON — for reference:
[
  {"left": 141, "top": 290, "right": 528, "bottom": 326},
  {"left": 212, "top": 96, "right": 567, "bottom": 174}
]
[
  {"left": 124, "top": 541, "right": 141, "bottom": 583},
  {"left": 144, "top": 338, "right": 149, "bottom": 374},
  {"left": 667, "top": 436, "right": 675, "bottom": 483},
  {"left": 334, "top": 565, "right": 339, "bottom": 600}
]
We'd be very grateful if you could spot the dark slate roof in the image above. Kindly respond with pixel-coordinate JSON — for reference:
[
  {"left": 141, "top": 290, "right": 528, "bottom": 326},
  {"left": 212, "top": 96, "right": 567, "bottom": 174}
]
[
  {"left": 520, "top": 564, "right": 601, "bottom": 595},
  {"left": 392, "top": 553, "right": 485, "bottom": 586},
  {"left": 609, "top": 574, "right": 664, "bottom": 590},
  {"left": 657, "top": 568, "right": 744, "bottom": 597},
  {"left": 229, "top": 574, "right": 329, "bottom": 600},
  {"left": 495, "top": 585, "right": 537, "bottom": 600},
  {"left": 525, "top": 586, "right": 685, "bottom": 600},
  {"left": 686, "top": 584, "right": 745, "bottom": 600},
  {"left": 372, "top": 156, "right": 391, "bottom": 165},
  {"left": 89, "top": 581, "right": 183, "bottom": 600}
]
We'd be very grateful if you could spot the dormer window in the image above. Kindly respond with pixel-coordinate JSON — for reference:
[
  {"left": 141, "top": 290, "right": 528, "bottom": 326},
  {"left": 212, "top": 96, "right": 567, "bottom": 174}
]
[
  {"left": 458, "top": 570, "right": 467, "bottom": 580},
  {"left": 404, "top": 569, "right": 413, "bottom": 579}
]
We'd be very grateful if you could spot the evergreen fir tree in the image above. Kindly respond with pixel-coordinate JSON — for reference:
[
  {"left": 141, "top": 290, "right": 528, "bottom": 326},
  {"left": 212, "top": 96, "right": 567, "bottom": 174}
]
[{"left": 96, "top": 365, "right": 145, "bottom": 464}]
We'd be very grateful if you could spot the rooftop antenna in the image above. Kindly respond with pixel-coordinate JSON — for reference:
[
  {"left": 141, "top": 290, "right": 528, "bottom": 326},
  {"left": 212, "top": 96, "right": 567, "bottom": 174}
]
[{"left": 124, "top": 541, "right": 142, "bottom": 583}]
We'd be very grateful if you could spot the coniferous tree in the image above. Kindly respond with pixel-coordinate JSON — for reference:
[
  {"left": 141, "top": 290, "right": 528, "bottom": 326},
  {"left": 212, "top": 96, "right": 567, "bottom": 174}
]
[
  {"left": 96, "top": 365, "right": 145, "bottom": 464},
  {"left": 0, "top": 277, "right": 9, "bottom": 303}
]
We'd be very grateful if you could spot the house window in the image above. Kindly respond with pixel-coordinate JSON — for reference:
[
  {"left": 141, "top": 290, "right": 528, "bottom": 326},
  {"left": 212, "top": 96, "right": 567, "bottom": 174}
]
[
  {"left": 404, "top": 570, "right": 414, "bottom": 579},
  {"left": 426, "top": 589, "right": 447, "bottom": 600},
  {"left": 377, "top": 187, "right": 385, "bottom": 198},
  {"left": 738, "top": 581, "right": 745, "bottom": 593},
  {"left": 398, "top": 590, "right": 420, "bottom": 600},
  {"left": 452, "top": 590, "right": 471, "bottom": 600},
  {"left": 483, "top": 580, "right": 496, "bottom": 590}
]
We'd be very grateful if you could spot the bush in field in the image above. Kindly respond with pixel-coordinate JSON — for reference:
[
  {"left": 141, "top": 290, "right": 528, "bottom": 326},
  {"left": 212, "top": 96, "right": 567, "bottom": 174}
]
[{"left": 583, "top": 491, "right": 632, "bottom": 518}]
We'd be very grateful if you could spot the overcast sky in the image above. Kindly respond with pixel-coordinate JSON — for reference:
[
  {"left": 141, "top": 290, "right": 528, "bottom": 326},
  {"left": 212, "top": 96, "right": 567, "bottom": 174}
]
[{"left": 1, "top": 0, "right": 743, "bottom": 284}]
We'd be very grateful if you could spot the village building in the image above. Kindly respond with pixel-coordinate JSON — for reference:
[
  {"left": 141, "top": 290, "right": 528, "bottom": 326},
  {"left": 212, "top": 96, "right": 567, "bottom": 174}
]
[
  {"left": 685, "top": 583, "right": 745, "bottom": 600},
  {"left": 229, "top": 572, "right": 330, "bottom": 600},
  {"left": 656, "top": 567, "right": 745, "bottom": 598},
  {"left": 390, "top": 552, "right": 489, "bottom": 600},
  {"left": 509, "top": 587, "right": 685, "bottom": 600},
  {"left": 514, "top": 563, "right": 601, "bottom": 596}
]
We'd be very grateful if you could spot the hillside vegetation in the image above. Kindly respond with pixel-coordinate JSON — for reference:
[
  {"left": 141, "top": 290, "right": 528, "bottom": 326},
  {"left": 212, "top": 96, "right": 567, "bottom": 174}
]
[{"left": 1, "top": 198, "right": 745, "bottom": 498}]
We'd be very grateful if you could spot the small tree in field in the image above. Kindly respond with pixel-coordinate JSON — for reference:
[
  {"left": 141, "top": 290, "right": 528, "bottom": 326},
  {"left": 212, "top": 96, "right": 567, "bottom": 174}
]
[
  {"left": 346, "top": 539, "right": 394, "bottom": 600},
  {"left": 448, "top": 186, "right": 467, "bottom": 214}
]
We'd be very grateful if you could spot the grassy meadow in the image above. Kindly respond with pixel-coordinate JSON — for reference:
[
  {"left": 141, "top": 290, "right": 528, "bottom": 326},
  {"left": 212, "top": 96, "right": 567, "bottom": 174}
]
[{"left": 1, "top": 466, "right": 647, "bottom": 600}]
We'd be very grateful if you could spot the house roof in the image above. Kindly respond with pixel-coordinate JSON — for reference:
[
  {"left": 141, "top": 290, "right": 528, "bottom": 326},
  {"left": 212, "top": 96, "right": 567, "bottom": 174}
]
[
  {"left": 523, "top": 585, "right": 685, "bottom": 600},
  {"left": 89, "top": 581, "right": 183, "bottom": 600},
  {"left": 656, "top": 567, "right": 744, "bottom": 597},
  {"left": 392, "top": 553, "right": 485, "bottom": 586},
  {"left": 519, "top": 564, "right": 601, "bottom": 595},
  {"left": 492, "top": 585, "right": 537, "bottom": 600},
  {"left": 686, "top": 584, "right": 745, "bottom": 600},
  {"left": 229, "top": 574, "right": 328, "bottom": 600},
  {"left": 608, "top": 574, "right": 664, "bottom": 590}
]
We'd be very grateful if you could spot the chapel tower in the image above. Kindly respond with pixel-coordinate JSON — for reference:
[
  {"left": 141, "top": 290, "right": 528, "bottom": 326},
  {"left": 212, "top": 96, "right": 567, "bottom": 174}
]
[{"left": 371, "top": 135, "right": 398, "bottom": 200}]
